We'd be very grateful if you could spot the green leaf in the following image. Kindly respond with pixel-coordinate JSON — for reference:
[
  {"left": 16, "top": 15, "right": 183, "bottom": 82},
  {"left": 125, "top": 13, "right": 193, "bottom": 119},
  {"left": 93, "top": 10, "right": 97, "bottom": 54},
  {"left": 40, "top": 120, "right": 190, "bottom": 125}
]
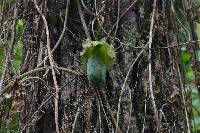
[
  {"left": 182, "top": 51, "right": 190, "bottom": 65},
  {"left": 195, "top": 0, "right": 200, "bottom": 6},
  {"left": 12, "top": 41, "right": 23, "bottom": 73},
  {"left": 81, "top": 46, "right": 94, "bottom": 66},
  {"left": 191, "top": 86, "right": 200, "bottom": 132},
  {"left": 16, "top": 19, "right": 24, "bottom": 39},
  {"left": 81, "top": 40, "right": 115, "bottom": 69},
  {"left": 98, "top": 42, "right": 115, "bottom": 69}
]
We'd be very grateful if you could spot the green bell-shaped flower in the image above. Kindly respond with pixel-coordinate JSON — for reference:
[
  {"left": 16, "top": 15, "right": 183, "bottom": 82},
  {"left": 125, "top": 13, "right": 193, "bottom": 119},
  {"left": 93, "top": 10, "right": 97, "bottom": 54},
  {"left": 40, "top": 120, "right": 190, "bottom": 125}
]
[
  {"left": 81, "top": 40, "right": 115, "bottom": 87},
  {"left": 87, "top": 46, "right": 106, "bottom": 87}
]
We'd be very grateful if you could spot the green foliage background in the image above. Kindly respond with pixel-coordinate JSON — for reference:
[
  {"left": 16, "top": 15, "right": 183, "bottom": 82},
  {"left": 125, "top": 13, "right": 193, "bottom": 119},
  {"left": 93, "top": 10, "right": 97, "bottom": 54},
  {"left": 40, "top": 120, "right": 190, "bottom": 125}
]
[
  {"left": 175, "top": 1, "right": 200, "bottom": 131},
  {"left": 0, "top": 19, "right": 23, "bottom": 133}
]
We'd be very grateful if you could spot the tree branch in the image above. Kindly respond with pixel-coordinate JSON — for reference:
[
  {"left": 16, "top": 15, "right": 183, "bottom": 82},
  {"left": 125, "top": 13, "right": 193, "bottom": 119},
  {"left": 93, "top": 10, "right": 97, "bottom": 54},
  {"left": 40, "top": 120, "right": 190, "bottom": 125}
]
[
  {"left": 147, "top": 0, "right": 161, "bottom": 132},
  {"left": 36, "top": 0, "right": 70, "bottom": 68},
  {"left": 33, "top": 0, "right": 61, "bottom": 131},
  {"left": 76, "top": 0, "right": 91, "bottom": 40},
  {"left": 0, "top": 1, "right": 17, "bottom": 90}
]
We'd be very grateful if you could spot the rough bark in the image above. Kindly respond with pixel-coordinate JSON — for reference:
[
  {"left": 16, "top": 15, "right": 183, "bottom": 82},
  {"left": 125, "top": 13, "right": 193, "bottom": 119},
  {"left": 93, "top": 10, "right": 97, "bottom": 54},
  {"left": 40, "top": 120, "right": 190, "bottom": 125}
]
[{"left": 0, "top": 0, "right": 192, "bottom": 133}]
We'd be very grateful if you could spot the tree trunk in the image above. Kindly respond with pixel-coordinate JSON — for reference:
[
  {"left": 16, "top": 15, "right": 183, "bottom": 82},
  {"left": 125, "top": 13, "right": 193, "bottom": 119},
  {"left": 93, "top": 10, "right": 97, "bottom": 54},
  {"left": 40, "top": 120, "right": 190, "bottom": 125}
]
[{"left": 11, "top": 0, "right": 191, "bottom": 132}]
